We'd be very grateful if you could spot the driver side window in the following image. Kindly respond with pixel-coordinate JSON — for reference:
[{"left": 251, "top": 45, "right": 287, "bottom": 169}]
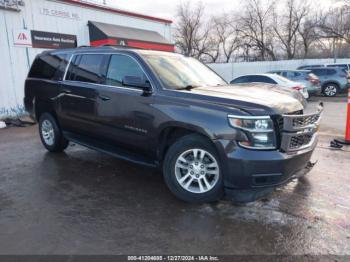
[{"left": 106, "top": 54, "right": 146, "bottom": 88}]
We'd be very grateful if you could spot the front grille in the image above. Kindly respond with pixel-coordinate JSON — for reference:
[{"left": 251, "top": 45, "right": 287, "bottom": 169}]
[
  {"left": 292, "top": 114, "right": 320, "bottom": 128},
  {"left": 283, "top": 110, "right": 322, "bottom": 131},
  {"left": 289, "top": 134, "right": 313, "bottom": 149},
  {"left": 277, "top": 103, "right": 323, "bottom": 152},
  {"left": 276, "top": 110, "right": 303, "bottom": 133},
  {"left": 285, "top": 110, "right": 303, "bottom": 115}
]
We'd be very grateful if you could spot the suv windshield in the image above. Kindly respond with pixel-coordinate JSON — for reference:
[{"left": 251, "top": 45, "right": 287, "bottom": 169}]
[{"left": 142, "top": 54, "right": 227, "bottom": 90}]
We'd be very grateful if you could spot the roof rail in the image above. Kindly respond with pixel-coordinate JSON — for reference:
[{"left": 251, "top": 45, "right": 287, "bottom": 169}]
[
  {"left": 99, "top": 44, "right": 142, "bottom": 49},
  {"left": 100, "top": 44, "right": 134, "bottom": 48}
]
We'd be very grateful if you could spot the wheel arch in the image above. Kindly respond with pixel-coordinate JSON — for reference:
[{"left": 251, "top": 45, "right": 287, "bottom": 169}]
[
  {"left": 156, "top": 123, "right": 216, "bottom": 162},
  {"left": 34, "top": 98, "right": 57, "bottom": 122},
  {"left": 322, "top": 81, "right": 340, "bottom": 89}
]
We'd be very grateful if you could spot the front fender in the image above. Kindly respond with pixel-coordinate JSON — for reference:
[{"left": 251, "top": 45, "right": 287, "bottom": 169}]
[{"left": 154, "top": 102, "right": 241, "bottom": 141}]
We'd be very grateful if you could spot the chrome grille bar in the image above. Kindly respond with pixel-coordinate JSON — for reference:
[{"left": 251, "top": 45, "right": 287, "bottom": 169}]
[{"left": 279, "top": 102, "right": 323, "bottom": 152}]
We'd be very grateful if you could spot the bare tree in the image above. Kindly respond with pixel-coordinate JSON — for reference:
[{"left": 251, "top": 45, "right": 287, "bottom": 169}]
[
  {"left": 173, "top": 0, "right": 349, "bottom": 62},
  {"left": 298, "top": 16, "right": 320, "bottom": 58},
  {"left": 319, "top": 4, "right": 350, "bottom": 45},
  {"left": 211, "top": 15, "right": 241, "bottom": 62},
  {"left": 174, "top": 1, "right": 211, "bottom": 59},
  {"left": 200, "top": 19, "right": 221, "bottom": 63},
  {"left": 200, "top": 37, "right": 221, "bottom": 63},
  {"left": 238, "top": 0, "right": 277, "bottom": 61},
  {"left": 273, "top": 0, "right": 309, "bottom": 59}
]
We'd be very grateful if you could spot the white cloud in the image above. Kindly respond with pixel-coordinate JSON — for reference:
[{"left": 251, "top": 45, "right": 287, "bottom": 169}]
[
  {"left": 101, "top": 0, "right": 241, "bottom": 21},
  {"left": 96, "top": 0, "right": 333, "bottom": 22}
]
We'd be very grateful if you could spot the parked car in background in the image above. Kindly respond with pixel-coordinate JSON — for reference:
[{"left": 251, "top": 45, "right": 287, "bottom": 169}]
[
  {"left": 297, "top": 64, "right": 324, "bottom": 70},
  {"left": 230, "top": 73, "right": 309, "bottom": 99},
  {"left": 300, "top": 67, "right": 350, "bottom": 97},
  {"left": 268, "top": 70, "right": 321, "bottom": 96},
  {"left": 325, "top": 63, "right": 350, "bottom": 72}
]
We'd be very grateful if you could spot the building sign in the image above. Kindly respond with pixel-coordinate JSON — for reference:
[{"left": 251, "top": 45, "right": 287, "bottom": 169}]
[
  {"left": 31, "top": 30, "right": 77, "bottom": 49},
  {"left": 13, "top": 29, "right": 32, "bottom": 47},
  {"left": 39, "top": 7, "right": 80, "bottom": 20}
]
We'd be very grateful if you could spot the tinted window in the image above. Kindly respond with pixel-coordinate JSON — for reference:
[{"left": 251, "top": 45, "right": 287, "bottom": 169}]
[
  {"left": 55, "top": 54, "right": 69, "bottom": 80},
  {"left": 327, "top": 69, "right": 337, "bottom": 75},
  {"left": 289, "top": 72, "right": 304, "bottom": 79},
  {"left": 327, "top": 64, "right": 347, "bottom": 69},
  {"left": 67, "top": 54, "right": 104, "bottom": 83},
  {"left": 106, "top": 55, "right": 146, "bottom": 87},
  {"left": 300, "top": 65, "right": 323, "bottom": 70},
  {"left": 231, "top": 76, "right": 250, "bottom": 84},
  {"left": 270, "top": 71, "right": 282, "bottom": 76},
  {"left": 28, "top": 54, "right": 66, "bottom": 79},
  {"left": 311, "top": 69, "right": 328, "bottom": 76},
  {"left": 249, "top": 75, "right": 276, "bottom": 84}
]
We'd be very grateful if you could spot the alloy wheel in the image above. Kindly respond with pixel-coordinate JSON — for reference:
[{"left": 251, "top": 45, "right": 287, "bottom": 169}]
[
  {"left": 41, "top": 119, "right": 55, "bottom": 146},
  {"left": 324, "top": 85, "right": 337, "bottom": 96},
  {"left": 174, "top": 148, "right": 219, "bottom": 194}
]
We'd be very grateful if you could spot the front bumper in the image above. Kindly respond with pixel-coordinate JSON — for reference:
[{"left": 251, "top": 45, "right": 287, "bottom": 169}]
[
  {"left": 215, "top": 136, "right": 317, "bottom": 191},
  {"left": 307, "top": 85, "right": 322, "bottom": 95},
  {"left": 215, "top": 103, "right": 323, "bottom": 202}
]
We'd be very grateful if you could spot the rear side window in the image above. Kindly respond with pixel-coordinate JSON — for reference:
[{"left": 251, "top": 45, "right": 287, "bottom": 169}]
[
  {"left": 286, "top": 72, "right": 303, "bottom": 79},
  {"left": 281, "top": 72, "right": 288, "bottom": 77},
  {"left": 231, "top": 76, "right": 250, "bottom": 84},
  {"left": 249, "top": 75, "right": 276, "bottom": 84},
  {"left": 327, "top": 64, "right": 347, "bottom": 70},
  {"left": 271, "top": 71, "right": 282, "bottom": 76},
  {"left": 28, "top": 54, "right": 66, "bottom": 80},
  {"left": 327, "top": 69, "right": 336, "bottom": 75},
  {"left": 105, "top": 54, "right": 146, "bottom": 87},
  {"left": 312, "top": 69, "right": 328, "bottom": 75},
  {"left": 67, "top": 54, "right": 105, "bottom": 83}
]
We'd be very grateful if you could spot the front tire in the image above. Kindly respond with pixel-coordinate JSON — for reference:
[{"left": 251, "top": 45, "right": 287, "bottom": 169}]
[
  {"left": 163, "top": 134, "right": 224, "bottom": 203},
  {"left": 39, "top": 113, "right": 69, "bottom": 152},
  {"left": 323, "top": 84, "right": 338, "bottom": 97}
]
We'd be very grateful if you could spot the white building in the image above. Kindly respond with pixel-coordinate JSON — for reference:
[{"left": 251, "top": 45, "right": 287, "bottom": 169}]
[{"left": 0, "top": 0, "right": 173, "bottom": 118}]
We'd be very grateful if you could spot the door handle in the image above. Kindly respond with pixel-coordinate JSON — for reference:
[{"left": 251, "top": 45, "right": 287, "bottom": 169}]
[
  {"left": 99, "top": 95, "right": 111, "bottom": 101},
  {"left": 62, "top": 89, "right": 72, "bottom": 94}
]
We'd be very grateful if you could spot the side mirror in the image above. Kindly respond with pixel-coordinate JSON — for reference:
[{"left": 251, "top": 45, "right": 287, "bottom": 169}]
[{"left": 122, "top": 76, "right": 152, "bottom": 95}]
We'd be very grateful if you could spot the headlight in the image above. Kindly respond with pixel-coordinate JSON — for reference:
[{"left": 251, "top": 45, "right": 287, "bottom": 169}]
[{"left": 228, "top": 115, "right": 276, "bottom": 149}]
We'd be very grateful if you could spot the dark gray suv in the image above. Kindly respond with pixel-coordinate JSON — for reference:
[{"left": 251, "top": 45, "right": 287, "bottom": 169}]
[{"left": 24, "top": 46, "right": 323, "bottom": 203}]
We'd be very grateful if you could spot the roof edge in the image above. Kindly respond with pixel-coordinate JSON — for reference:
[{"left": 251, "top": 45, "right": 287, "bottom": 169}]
[{"left": 57, "top": 0, "right": 173, "bottom": 24}]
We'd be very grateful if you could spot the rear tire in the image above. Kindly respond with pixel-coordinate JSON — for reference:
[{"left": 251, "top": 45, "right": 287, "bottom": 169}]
[
  {"left": 163, "top": 134, "right": 224, "bottom": 203},
  {"left": 39, "top": 113, "right": 69, "bottom": 152},
  {"left": 322, "top": 83, "right": 338, "bottom": 97}
]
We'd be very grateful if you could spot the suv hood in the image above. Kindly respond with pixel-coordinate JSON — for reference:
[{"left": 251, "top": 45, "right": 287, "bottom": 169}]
[{"left": 178, "top": 83, "right": 306, "bottom": 115}]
